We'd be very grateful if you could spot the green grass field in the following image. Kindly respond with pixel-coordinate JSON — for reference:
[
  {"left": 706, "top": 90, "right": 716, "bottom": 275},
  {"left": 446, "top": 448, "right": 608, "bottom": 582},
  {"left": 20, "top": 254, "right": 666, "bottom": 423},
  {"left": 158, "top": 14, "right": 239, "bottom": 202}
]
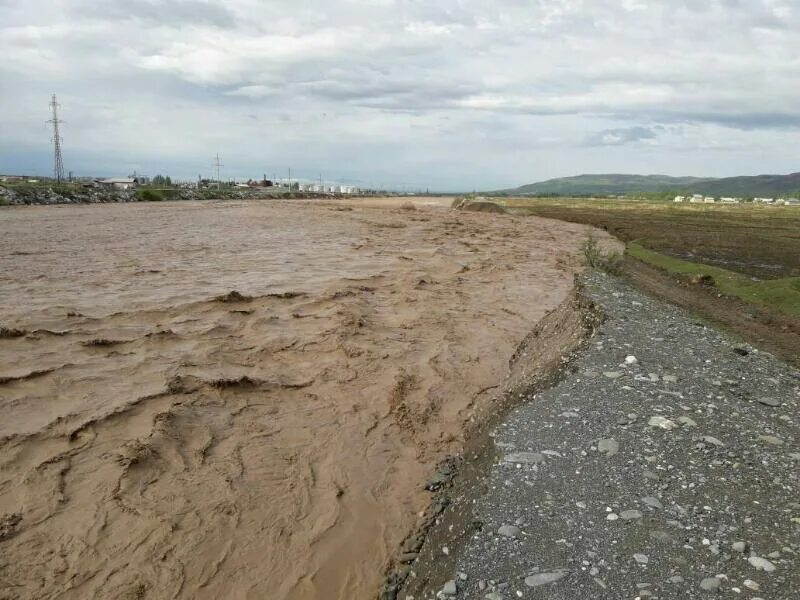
[{"left": 498, "top": 198, "right": 800, "bottom": 317}]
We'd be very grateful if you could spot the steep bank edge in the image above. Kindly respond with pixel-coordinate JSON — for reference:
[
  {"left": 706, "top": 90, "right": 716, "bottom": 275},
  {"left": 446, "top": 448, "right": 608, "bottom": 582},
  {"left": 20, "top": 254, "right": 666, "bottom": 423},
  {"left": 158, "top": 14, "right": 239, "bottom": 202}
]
[{"left": 380, "top": 282, "right": 604, "bottom": 600}]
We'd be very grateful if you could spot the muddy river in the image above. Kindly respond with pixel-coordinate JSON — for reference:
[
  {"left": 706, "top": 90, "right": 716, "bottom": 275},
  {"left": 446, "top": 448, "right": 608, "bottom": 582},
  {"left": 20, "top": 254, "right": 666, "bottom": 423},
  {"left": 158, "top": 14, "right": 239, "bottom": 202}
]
[{"left": 0, "top": 199, "right": 599, "bottom": 599}]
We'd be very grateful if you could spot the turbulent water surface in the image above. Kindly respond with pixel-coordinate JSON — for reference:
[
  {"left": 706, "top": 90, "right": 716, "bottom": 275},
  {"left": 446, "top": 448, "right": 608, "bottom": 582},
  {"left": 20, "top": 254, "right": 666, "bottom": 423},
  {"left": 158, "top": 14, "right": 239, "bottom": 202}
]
[{"left": 0, "top": 199, "right": 598, "bottom": 599}]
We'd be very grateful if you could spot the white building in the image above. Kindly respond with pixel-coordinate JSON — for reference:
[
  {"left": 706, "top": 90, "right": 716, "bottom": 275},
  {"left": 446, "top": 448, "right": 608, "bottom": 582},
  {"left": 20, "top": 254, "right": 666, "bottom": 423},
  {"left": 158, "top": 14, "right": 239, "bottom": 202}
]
[
  {"left": 720, "top": 197, "right": 740, "bottom": 203},
  {"left": 674, "top": 196, "right": 685, "bottom": 203},
  {"left": 703, "top": 196, "right": 716, "bottom": 203},
  {"left": 99, "top": 177, "right": 137, "bottom": 190},
  {"left": 689, "top": 194, "right": 705, "bottom": 203}
]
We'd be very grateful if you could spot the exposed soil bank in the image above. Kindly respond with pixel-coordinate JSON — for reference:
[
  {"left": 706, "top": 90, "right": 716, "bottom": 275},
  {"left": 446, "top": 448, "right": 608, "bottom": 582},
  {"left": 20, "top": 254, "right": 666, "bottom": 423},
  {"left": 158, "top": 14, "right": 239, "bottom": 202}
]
[
  {"left": 0, "top": 199, "right": 615, "bottom": 600},
  {"left": 387, "top": 287, "right": 604, "bottom": 600}
]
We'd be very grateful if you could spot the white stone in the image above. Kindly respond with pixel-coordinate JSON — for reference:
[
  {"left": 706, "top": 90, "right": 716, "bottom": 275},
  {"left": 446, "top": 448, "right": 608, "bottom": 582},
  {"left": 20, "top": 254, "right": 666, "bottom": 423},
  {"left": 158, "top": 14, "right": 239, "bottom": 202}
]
[
  {"left": 748, "top": 556, "right": 776, "bottom": 572},
  {"left": 524, "top": 571, "right": 567, "bottom": 587},
  {"left": 649, "top": 416, "right": 678, "bottom": 430}
]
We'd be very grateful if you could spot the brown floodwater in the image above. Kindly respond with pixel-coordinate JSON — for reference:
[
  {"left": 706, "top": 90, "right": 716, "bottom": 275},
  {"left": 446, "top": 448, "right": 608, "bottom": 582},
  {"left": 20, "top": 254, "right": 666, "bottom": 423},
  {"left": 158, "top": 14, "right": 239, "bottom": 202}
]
[{"left": 0, "top": 199, "right": 602, "bottom": 600}]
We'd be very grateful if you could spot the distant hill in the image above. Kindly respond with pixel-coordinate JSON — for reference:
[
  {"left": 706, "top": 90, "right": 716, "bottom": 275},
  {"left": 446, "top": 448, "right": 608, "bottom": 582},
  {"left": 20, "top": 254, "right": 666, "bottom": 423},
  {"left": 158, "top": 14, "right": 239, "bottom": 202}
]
[
  {"left": 690, "top": 173, "right": 800, "bottom": 197},
  {"left": 497, "top": 172, "right": 800, "bottom": 198}
]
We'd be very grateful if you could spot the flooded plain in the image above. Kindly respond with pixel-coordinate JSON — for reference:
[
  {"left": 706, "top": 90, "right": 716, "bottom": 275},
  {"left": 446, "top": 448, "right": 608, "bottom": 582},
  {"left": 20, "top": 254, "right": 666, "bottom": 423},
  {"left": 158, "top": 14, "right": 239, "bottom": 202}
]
[{"left": 0, "top": 199, "right": 600, "bottom": 599}]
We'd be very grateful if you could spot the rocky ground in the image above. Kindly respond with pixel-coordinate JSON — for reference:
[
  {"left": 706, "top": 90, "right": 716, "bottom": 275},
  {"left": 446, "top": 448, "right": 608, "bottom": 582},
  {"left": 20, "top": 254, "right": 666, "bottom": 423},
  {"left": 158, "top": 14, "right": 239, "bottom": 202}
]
[
  {"left": 0, "top": 185, "right": 264, "bottom": 205},
  {"left": 400, "top": 271, "right": 799, "bottom": 600}
]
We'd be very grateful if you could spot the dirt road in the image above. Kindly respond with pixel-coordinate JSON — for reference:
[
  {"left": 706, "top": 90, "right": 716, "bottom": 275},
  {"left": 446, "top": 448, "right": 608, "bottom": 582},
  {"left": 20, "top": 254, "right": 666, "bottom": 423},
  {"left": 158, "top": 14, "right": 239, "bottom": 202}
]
[{"left": 0, "top": 199, "right": 603, "bottom": 599}]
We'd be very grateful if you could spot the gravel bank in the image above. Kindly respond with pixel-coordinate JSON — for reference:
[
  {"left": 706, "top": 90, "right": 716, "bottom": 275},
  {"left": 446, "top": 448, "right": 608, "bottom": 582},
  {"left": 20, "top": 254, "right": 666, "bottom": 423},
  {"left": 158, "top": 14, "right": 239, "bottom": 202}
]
[{"left": 403, "top": 271, "right": 799, "bottom": 600}]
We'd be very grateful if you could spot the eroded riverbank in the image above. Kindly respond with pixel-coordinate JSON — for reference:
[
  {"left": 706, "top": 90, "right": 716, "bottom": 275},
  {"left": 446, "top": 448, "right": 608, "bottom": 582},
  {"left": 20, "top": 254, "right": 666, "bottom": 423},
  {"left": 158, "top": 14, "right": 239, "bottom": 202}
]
[{"left": 0, "top": 199, "right": 611, "bottom": 599}]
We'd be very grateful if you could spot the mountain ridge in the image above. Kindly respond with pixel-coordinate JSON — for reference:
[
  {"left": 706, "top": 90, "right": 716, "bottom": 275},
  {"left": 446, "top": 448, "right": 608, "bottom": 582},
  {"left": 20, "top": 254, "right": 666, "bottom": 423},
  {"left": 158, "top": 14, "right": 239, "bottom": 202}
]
[{"left": 495, "top": 172, "right": 800, "bottom": 197}]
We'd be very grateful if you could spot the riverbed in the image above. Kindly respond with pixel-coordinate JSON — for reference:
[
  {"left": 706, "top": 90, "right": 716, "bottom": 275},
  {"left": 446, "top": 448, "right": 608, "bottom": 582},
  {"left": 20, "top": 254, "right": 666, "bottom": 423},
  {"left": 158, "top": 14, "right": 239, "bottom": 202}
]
[{"left": 0, "top": 198, "right": 602, "bottom": 599}]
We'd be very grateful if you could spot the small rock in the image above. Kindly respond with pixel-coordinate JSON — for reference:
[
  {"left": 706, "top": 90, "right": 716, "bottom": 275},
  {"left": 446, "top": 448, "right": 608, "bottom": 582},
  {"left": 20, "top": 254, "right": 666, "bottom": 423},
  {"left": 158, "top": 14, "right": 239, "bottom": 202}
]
[
  {"left": 677, "top": 416, "right": 697, "bottom": 427},
  {"left": 700, "top": 577, "right": 721, "bottom": 591},
  {"left": 634, "top": 554, "right": 649, "bottom": 565},
  {"left": 743, "top": 579, "right": 760, "bottom": 591},
  {"left": 504, "top": 452, "right": 545, "bottom": 465},
  {"left": 524, "top": 571, "right": 567, "bottom": 587},
  {"left": 731, "top": 541, "right": 747, "bottom": 553},
  {"left": 598, "top": 439, "right": 620, "bottom": 456},
  {"left": 621, "top": 510, "right": 643, "bottom": 520},
  {"left": 603, "top": 371, "right": 624, "bottom": 379},
  {"left": 497, "top": 525, "right": 521, "bottom": 538},
  {"left": 702, "top": 435, "right": 725, "bottom": 447},
  {"left": 441, "top": 580, "right": 457, "bottom": 596},
  {"left": 662, "top": 375, "right": 678, "bottom": 383},
  {"left": 642, "top": 496, "right": 663, "bottom": 510},
  {"left": 757, "top": 435, "right": 783, "bottom": 446},
  {"left": 668, "top": 575, "right": 685, "bottom": 584},
  {"left": 625, "top": 355, "right": 638, "bottom": 365},
  {"left": 747, "top": 556, "right": 776, "bottom": 572},
  {"left": 757, "top": 397, "right": 781, "bottom": 407},
  {"left": 649, "top": 416, "right": 678, "bottom": 430}
]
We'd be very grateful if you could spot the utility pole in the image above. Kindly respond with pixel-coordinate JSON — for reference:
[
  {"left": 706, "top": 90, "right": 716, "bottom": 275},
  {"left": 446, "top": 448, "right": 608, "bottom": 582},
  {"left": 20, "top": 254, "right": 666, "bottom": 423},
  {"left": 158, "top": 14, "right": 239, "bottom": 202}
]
[
  {"left": 214, "top": 153, "right": 223, "bottom": 190},
  {"left": 47, "top": 94, "right": 65, "bottom": 183},
  {"left": 288, "top": 167, "right": 292, "bottom": 189}
]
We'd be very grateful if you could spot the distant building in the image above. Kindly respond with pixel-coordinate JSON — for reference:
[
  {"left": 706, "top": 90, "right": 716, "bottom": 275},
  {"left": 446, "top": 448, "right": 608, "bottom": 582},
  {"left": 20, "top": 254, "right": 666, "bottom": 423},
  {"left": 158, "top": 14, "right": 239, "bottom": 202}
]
[
  {"left": 785, "top": 198, "right": 800, "bottom": 206},
  {"left": 720, "top": 197, "right": 740, "bottom": 203},
  {"left": 674, "top": 196, "right": 685, "bottom": 203},
  {"left": 689, "top": 194, "right": 704, "bottom": 203},
  {"left": 703, "top": 196, "right": 716, "bottom": 203},
  {"left": 98, "top": 177, "right": 138, "bottom": 190}
]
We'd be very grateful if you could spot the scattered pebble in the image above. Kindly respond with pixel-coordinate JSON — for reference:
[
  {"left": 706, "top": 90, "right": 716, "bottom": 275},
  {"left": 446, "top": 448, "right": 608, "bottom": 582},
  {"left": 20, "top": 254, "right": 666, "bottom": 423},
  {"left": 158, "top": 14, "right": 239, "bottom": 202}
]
[
  {"left": 497, "top": 525, "right": 521, "bottom": 538},
  {"left": 700, "top": 577, "right": 721, "bottom": 592},
  {"left": 748, "top": 556, "right": 776, "bottom": 572},
  {"left": 524, "top": 571, "right": 567, "bottom": 587}
]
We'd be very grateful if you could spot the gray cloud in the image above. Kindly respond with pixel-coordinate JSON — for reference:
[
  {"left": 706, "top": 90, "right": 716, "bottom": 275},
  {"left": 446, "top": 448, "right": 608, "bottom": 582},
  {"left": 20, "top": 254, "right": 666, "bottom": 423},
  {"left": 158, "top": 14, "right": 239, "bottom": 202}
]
[
  {"left": 2, "top": 0, "right": 800, "bottom": 189},
  {"left": 76, "top": 0, "right": 236, "bottom": 27},
  {"left": 588, "top": 126, "right": 659, "bottom": 146}
]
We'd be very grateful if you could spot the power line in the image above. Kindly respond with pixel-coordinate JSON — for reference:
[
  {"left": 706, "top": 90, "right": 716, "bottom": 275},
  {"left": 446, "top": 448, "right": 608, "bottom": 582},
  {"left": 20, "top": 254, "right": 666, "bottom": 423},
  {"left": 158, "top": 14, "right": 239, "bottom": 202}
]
[
  {"left": 47, "top": 94, "right": 65, "bottom": 183},
  {"left": 213, "top": 153, "right": 224, "bottom": 190}
]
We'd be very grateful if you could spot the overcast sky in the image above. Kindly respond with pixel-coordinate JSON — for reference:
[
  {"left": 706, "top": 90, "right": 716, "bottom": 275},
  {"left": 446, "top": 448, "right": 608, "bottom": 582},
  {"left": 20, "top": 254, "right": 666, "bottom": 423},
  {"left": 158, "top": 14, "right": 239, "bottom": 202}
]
[{"left": 1, "top": 0, "right": 799, "bottom": 190}]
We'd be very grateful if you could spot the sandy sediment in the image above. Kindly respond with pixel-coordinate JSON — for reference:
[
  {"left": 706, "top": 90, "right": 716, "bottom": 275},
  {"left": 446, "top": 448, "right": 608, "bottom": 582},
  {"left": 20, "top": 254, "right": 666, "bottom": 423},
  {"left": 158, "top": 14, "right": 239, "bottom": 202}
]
[{"left": 0, "top": 199, "right": 612, "bottom": 599}]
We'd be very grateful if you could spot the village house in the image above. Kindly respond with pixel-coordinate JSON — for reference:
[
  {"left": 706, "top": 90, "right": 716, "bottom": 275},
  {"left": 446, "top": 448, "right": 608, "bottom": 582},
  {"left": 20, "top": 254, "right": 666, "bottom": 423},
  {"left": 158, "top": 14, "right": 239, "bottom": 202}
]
[{"left": 97, "top": 177, "right": 148, "bottom": 190}]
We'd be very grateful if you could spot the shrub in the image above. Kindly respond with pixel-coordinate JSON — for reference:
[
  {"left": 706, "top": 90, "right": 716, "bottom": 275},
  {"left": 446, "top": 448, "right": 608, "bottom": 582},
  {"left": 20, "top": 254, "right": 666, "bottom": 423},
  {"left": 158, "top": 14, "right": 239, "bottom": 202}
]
[
  {"left": 136, "top": 188, "right": 165, "bottom": 202},
  {"left": 581, "top": 232, "right": 623, "bottom": 274}
]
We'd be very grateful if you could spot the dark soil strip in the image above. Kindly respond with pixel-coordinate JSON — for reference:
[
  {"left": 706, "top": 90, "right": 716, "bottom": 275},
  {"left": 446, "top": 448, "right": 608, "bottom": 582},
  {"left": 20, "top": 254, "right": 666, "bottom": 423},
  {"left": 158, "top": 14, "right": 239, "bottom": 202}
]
[{"left": 623, "top": 258, "right": 800, "bottom": 370}]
